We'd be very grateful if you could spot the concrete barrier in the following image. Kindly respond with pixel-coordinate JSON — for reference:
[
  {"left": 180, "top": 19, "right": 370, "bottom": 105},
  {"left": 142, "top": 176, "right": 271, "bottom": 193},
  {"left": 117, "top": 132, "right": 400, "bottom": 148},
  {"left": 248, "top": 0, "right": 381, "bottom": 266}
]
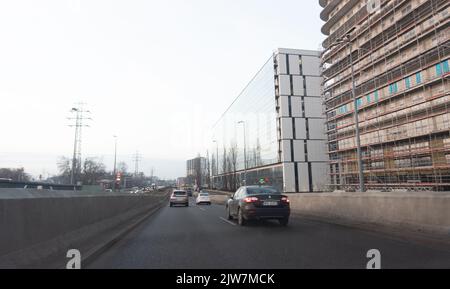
[
  {"left": 205, "top": 189, "right": 450, "bottom": 237},
  {"left": 287, "top": 191, "right": 450, "bottom": 237},
  {"left": 0, "top": 189, "right": 170, "bottom": 268}
]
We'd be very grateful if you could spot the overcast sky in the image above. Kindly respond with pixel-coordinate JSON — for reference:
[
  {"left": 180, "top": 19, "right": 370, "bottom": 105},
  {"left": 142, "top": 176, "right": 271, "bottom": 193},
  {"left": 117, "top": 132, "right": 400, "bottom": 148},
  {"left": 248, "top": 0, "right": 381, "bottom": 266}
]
[{"left": 0, "top": 0, "right": 324, "bottom": 179}]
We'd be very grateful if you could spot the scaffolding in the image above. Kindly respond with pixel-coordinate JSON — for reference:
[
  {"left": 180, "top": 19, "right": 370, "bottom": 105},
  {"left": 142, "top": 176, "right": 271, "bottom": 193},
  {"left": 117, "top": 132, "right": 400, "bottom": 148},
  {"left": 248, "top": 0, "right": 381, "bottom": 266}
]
[{"left": 321, "top": 0, "right": 450, "bottom": 191}]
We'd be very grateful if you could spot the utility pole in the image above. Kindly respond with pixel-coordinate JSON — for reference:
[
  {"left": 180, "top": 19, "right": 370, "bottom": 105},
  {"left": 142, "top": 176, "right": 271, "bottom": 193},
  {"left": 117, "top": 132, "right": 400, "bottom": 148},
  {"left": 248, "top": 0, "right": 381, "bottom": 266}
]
[
  {"left": 68, "top": 103, "right": 92, "bottom": 185},
  {"left": 132, "top": 151, "right": 142, "bottom": 178}
]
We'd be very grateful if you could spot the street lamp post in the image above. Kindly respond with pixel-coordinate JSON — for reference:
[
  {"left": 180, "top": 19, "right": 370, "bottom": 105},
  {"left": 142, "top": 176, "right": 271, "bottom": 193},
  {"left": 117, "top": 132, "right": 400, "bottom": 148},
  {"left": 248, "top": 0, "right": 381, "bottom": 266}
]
[
  {"left": 237, "top": 121, "right": 247, "bottom": 186},
  {"left": 328, "top": 34, "right": 366, "bottom": 192},
  {"left": 213, "top": 140, "right": 219, "bottom": 188},
  {"left": 348, "top": 40, "right": 366, "bottom": 193}
]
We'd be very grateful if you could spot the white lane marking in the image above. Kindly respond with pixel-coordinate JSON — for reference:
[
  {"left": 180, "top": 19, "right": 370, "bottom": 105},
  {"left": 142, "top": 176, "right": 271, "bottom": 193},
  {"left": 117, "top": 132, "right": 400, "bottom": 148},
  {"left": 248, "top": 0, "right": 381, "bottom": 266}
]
[{"left": 219, "top": 217, "right": 237, "bottom": 226}]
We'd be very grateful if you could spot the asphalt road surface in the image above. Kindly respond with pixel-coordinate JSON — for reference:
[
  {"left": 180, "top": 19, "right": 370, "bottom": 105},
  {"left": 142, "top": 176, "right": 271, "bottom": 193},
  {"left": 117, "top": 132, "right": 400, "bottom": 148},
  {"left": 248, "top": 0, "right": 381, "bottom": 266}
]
[{"left": 87, "top": 198, "right": 450, "bottom": 269}]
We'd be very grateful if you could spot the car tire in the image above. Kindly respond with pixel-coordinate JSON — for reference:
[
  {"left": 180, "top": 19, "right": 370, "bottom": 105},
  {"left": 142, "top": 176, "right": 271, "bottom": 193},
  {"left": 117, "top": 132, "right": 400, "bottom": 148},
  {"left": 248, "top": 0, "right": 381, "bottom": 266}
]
[
  {"left": 237, "top": 208, "right": 246, "bottom": 226},
  {"left": 227, "top": 206, "right": 233, "bottom": 220},
  {"left": 186, "top": 203, "right": 189, "bottom": 207},
  {"left": 279, "top": 217, "right": 289, "bottom": 226},
  {"left": 170, "top": 203, "right": 173, "bottom": 207}
]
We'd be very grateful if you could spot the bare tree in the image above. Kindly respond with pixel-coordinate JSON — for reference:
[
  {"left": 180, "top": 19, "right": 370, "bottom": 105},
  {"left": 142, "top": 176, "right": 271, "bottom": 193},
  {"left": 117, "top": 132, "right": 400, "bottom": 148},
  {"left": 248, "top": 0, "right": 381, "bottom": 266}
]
[
  {"left": 221, "top": 148, "right": 228, "bottom": 191},
  {"left": 226, "top": 155, "right": 231, "bottom": 191},
  {"left": 58, "top": 155, "right": 82, "bottom": 184},
  {"left": 255, "top": 138, "right": 262, "bottom": 166},
  {"left": 228, "top": 143, "right": 238, "bottom": 191},
  {"left": 57, "top": 156, "right": 72, "bottom": 183},
  {"left": 211, "top": 153, "right": 216, "bottom": 178},
  {"left": 251, "top": 147, "right": 257, "bottom": 168},
  {"left": 55, "top": 156, "right": 107, "bottom": 185},
  {"left": 0, "top": 168, "right": 31, "bottom": 182},
  {"left": 81, "top": 157, "right": 107, "bottom": 185}
]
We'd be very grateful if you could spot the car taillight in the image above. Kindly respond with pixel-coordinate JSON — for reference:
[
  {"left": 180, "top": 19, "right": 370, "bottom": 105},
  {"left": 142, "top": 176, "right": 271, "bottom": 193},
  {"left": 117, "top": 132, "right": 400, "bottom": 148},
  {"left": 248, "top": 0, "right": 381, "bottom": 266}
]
[
  {"left": 281, "top": 197, "right": 290, "bottom": 203},
  {"left": 244, "top": 197, "right": 259, "bottom": 203}
]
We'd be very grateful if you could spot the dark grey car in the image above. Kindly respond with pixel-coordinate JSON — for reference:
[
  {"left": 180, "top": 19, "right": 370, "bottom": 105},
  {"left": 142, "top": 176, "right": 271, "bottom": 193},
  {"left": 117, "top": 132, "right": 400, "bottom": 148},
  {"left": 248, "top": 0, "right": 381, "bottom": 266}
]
[{"left": 226, "top": 186, "right": 290, "bottom": 226}]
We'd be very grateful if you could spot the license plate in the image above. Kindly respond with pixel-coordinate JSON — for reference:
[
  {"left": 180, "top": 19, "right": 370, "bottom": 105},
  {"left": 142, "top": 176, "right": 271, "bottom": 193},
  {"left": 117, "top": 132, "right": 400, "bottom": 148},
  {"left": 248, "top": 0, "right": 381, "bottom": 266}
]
[{"left": 263, "top": 201, "right": 278, "bottom": 206}]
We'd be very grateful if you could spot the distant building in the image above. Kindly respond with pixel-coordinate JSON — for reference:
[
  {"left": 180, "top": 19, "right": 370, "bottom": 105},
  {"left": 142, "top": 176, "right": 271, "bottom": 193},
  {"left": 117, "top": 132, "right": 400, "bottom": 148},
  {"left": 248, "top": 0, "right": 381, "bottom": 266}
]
[
  {"left": 211, "top": 48, "right": 328, "bottom": 193},
  {"left": 186, "top": 157, "right": 208, "bottom": 188},
  {"left": 177, "top": 177, "right": 187, "bottom": 188}
]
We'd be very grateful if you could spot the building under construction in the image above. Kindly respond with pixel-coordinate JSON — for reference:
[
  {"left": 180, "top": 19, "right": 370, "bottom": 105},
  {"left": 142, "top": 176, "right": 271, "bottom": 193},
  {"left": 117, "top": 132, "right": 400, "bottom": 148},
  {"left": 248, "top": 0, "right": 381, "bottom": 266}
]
[{"left": 319, "top": 0, "right": 450, "bottom": 191}]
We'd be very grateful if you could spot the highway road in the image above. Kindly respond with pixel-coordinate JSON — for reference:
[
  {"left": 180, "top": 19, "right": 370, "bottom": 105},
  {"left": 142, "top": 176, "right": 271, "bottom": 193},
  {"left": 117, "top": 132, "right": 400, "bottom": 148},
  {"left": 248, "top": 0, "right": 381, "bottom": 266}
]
[{"left": 87, "top": 198, "right": 450, "bottom": 269}]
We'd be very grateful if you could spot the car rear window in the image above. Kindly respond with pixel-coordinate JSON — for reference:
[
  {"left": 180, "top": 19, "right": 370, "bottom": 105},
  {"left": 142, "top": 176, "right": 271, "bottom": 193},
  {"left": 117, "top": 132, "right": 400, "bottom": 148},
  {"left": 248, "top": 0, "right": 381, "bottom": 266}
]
[
  {"left": 200, "top": 193, "right": 209, "bottom": 196},
  {"left": 174, "top": 191, "right": 187, "bottom": 196},
  {"left": 247, "top": 187, "right": 280, "bottom": 195}
]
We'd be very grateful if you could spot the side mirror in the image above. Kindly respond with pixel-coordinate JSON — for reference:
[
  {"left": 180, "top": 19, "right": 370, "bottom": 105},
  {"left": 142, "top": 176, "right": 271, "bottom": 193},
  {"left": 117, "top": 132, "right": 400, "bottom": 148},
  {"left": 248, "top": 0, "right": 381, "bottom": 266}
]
[{"left": 229, "top": 194, "right": 234, "bottom": 199}]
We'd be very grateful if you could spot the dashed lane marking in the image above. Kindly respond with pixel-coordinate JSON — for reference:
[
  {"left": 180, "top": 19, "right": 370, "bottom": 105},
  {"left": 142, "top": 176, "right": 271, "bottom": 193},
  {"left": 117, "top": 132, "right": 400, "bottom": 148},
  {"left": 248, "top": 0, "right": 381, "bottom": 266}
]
[{"left": 219, "top": 217, "right": 237, "bottom": 226}]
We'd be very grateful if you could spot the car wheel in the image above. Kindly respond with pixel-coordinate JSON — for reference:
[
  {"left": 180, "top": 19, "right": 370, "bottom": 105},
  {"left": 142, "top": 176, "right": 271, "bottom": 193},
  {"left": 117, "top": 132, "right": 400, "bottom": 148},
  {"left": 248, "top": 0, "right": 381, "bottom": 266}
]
[
  {"left": 186, "top": 203, "right": 189, "bottom": 207},
  {"left": 237, "top": 208, "right": 246, "bottom": 226},
  {"left": 227, "top": 206, "right": 233, "bottom": 220},
  {"left": 170, "top": 203, "right": 173, "bottom": 207},
  {"left": 279, "top": 217, "right": 289, "bottom": 226}
]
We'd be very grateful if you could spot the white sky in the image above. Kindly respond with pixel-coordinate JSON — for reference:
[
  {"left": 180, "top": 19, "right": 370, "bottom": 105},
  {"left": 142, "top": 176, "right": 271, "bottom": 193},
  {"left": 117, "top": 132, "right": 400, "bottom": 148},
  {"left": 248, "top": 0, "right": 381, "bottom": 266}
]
[{"left": 0, "top": 0, "right": 324, "bottom": 179}]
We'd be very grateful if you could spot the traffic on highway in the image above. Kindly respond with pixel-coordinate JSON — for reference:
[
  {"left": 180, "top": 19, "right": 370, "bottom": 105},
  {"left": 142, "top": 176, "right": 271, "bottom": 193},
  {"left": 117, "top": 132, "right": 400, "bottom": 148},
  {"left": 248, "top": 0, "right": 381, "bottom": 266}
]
[
  {"left": 85, "top": 187, "right": 450, "bottom": 270},
  {"left": 0, "top": 0, "right": 449, "bottom": 287}
]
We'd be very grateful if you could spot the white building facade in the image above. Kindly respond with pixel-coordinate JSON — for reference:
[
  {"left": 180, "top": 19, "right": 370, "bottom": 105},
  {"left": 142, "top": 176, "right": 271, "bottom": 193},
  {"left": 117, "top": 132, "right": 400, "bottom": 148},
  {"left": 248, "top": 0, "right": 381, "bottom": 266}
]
[
  {"left": 211, "top": 48, "right": 329, "bottom": 193},
  {"left": 276, "top": 48, "right": 329, "bottom": 192}
]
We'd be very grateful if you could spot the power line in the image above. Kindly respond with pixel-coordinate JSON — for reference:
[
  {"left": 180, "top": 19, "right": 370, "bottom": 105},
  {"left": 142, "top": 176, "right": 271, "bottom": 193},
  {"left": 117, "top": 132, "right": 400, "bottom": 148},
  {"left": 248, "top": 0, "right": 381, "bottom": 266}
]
[
  {"left": 67, "top": 102, "right": 92, "bottom": 185},
  {"left": 132, "top": 151, "right": 142, "bottom": 177}
]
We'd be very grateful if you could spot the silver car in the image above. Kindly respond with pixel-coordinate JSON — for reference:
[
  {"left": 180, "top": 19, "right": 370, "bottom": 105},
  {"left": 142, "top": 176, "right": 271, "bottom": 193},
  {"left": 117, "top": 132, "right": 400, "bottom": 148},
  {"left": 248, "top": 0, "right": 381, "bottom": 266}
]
[{"left": 170, "top": 190, "right": 189, "bottom": 207}]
